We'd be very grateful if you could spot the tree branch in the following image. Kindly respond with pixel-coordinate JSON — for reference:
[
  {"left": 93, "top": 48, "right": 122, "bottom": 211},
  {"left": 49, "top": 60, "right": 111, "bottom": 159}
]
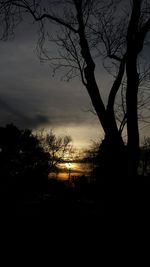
[
  {"left": 107, "top": 54, "right": 126, "bottom": 113},
  {"left": 8, "top": 0, "right": 78, "bottom": 33}
]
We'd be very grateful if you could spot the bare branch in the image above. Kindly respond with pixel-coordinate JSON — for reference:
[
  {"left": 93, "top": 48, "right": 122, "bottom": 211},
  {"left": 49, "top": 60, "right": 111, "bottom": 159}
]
[
  {"left": 107, "top": 54, "right": 126, "bottom": 113},
  {"left": 9, "top": 0, "right": 78, "bottom": 33}
]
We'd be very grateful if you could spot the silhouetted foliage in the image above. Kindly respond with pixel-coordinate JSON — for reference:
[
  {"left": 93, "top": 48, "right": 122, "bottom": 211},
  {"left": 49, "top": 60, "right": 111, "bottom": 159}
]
[
  {"left": 0, "top": 124, "right": 50, "bottom": 189},
  {"left": 84, "top": 138, "right": 127, "bottom": 183},
  {"left": 140, "top": 137, "right": 150, "bottom": 176}
]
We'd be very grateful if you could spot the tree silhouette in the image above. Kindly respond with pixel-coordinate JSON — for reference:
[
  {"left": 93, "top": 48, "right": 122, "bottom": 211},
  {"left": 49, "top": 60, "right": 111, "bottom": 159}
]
[
  {"left": 38, "top": 130, "right": 72, "bottom": 172},
  {"left": 0, "top": 0, "right": 150, "bottom": 182},
  {"left": 0, "top": 124, "right": 50, "bottom": 190},
  {"left": 0, "top": 124, "right": 51, "bottom": 215}
]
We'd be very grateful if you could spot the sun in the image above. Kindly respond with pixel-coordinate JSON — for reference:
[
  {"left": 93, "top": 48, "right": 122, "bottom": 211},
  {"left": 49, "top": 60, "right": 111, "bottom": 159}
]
[{"left": 65, "top": 162, "right": 72, "bottom": 169}]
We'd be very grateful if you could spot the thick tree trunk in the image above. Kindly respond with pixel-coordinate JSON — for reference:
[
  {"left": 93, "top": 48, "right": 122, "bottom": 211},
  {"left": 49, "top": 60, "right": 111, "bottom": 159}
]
[
  {"left": 126, "top": 54, "right": 140, "bottom": 178},
  {"left": 84, "top": 64, "right": 126, "bottom": 183},
  {"left": 125, "top": 0, "right": 141, "bottom": 179}
]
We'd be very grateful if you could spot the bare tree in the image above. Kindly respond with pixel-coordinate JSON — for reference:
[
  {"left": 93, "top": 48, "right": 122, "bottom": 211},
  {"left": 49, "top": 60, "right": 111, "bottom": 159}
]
[
  {"left": 0, "top": 0, "right": 150, "bottom": 181},
  {"left": 38, "top": 130, "right": 72, "bottom": 171}
]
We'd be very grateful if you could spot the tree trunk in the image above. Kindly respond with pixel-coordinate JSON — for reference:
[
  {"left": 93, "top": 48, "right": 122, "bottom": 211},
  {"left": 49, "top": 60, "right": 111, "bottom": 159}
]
[
  {"left": 125, "top": 0, "right": 141, "bottom": 179},
  {"left": 126, "top": 53, "right": 140, "bottom": 178}
]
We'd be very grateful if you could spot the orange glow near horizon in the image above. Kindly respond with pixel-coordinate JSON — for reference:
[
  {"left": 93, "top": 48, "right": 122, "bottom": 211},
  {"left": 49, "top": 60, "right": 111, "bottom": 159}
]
[{"left": 48, "top": 162, "right": 91, "bottom": 181}]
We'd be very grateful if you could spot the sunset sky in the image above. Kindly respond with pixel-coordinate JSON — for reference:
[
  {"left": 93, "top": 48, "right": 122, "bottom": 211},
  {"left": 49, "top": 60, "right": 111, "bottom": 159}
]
[{"left": 0, "top": 1, "right": 150, "bottom": 150}]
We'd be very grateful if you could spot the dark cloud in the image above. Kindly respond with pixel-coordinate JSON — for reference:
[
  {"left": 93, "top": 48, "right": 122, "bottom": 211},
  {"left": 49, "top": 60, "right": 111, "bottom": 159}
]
[
  {"left": 0, "top": 90, "right": 97, "bottom": 129},
  {"left": 0, "top": 96, "right": 51, "bottom": 128},
  {"left": 0, "top": 97, "right": 28, "bottom": 121}
]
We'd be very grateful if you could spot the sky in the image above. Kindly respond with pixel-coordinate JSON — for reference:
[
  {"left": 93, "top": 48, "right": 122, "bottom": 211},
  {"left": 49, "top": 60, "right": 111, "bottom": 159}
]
[
  {"left": 0, "top": 1, "right": 150, "bottom": 150},
  {"left": 0, "top": 16, "right": 106, "bottom": 149}
]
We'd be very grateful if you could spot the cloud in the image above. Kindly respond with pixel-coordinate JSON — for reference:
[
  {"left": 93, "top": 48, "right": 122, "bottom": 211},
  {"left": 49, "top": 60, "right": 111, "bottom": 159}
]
[
  {"left": 0, "top": 97, "right": 26, "bottom": 119},
  {"left": 0, "top": 94, "right": 97, "bottom": 130},
  {"left": 0, "top": 96, "right": 51, "bottom": 128}
]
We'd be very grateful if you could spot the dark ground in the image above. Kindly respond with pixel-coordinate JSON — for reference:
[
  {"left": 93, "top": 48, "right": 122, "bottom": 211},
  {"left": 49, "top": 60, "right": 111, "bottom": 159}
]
[
  {"left": 1, "top": 175, "right": 150, "bottom": 217},
  {"left": 0, "top": 178, "right": 104, "bottom": 217}
]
